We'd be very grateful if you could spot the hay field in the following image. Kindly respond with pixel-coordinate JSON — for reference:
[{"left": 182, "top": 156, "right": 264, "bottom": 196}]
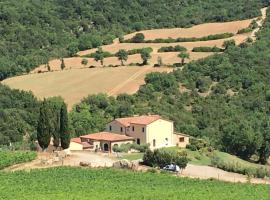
[
  {"left": 123, "top": 19, "right": 253, "bottom": 40},
  {"left": 3, "top": 66, "right": 172, "bottom": 109}
]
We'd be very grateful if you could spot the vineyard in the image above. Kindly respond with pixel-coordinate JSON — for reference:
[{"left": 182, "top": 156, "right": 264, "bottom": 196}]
[
  {"left": 0, "top": 151, "right": 37, "bottom": 170},
  {"left": 0, "top": 167, "right": 269, "bottom": 200}
]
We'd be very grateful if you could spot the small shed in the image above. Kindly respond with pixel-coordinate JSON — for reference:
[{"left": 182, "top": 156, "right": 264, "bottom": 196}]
[
  {"left": 69, "top": 137, "right": 93, "bottom": 151},
  {"left": 80, "top": 132, "right": 135, "bottom": 153},
  {"left": 173, "top": 133, "right": 190, "bottom": 148}
]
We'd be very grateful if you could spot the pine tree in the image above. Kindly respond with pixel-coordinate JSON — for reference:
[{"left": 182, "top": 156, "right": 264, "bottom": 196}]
[
  {"left": 60, "top": 103, "right": 70, "bottom": 149},
  {"left": 37, "top": 99, "right": 52, "bottom": 150}
]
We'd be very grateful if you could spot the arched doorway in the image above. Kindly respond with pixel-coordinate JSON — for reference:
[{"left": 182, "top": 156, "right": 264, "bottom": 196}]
[{"left": 104, "top": 143, "right": 109, "bottom": 152}]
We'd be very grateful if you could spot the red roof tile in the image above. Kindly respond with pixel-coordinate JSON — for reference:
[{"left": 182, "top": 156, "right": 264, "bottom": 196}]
[
  {"left": 80, "top": 132, "right": 134, "bottom": 142},
  {"left": 115, "top": 115, "right": 161, "bottom": 127},
  {"left": 71, "top": 137, "right": 81, "bottom": 144}
]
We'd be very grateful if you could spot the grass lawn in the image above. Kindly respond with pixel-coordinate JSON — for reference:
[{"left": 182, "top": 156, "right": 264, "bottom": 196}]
[
  {"left": 120, "top": 153, "right": 144, "bottom": 160},
  {"left": 0, "top": 167, "right": 269, "bottom": 200}
]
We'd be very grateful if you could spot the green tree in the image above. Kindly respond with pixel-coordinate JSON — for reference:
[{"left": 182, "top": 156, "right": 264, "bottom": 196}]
[
  {"left": 60, "top": 58, "right": 66, "bottom": 70},
  {"left": 46, "top": 62, "right": 51, "bottom": 72},
  {"left": 116, "top": 49, "right": 128, "bottom": 66},
  {"left": 140, "top": 49, "right": 151, "bottom": 65},
  {"left": 81, "top": 58, "right": 88, "bottom": 67},
  {"left": 178, "top": 52, "right": 190, "bottom": 66},
  {"left": 94, "top": 47, "right": 104, "bottom": 66},
  {"left": 37, "top": 99, "right": 52, "bottom": 150},
  {"left": 222, "top": 39, "right": 236, "bottom": 50},
  {"left": 60, "top": 103, "right": 70, "bottom": 149},
  {"left": 131, "top": 33, "right": 145, "bottom": 43}
]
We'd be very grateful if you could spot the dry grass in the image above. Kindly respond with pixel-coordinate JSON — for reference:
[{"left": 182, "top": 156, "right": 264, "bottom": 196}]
[
  {"left": 3, "top": 66, "right": 172, "bottom": 110},
  {"left": 123, "top": 19, "right": 253, "bottom": 40}
]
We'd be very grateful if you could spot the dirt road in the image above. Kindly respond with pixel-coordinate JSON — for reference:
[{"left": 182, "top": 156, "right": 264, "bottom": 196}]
[{"left": 181, "top": 164, "right": 270, "bottom": 184}]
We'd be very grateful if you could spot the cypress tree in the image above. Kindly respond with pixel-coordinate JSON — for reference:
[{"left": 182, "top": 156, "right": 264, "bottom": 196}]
[
  {"left": 37, "top": 99, "right": 52, "bottom": 150},
  {"left": 60, "top": 103, "right": 70, "bottom": 149}
]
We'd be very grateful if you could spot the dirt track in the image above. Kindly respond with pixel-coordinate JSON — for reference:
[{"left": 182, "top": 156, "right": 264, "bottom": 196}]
[{"left": 181, "top": 164, "right": 270, "bottom": 184}]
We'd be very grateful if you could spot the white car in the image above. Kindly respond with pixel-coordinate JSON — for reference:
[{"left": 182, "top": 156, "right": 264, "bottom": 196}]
[{"left": 163, "top": 164, "right": 180, "bottom": 172}]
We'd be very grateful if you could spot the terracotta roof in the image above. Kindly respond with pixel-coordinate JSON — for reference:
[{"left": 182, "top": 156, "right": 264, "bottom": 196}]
[
  {"left": 115, "top": 115, "right": 161, "bottom": 127},
  {"left": 80, "top": 132, "right": 134, "bottom": 142},
  {"left": 71, "top": 137, "right": 82, "bottom": 144},
  {"left": 174, "top": 132, "right": 191, "bottom": 137}
]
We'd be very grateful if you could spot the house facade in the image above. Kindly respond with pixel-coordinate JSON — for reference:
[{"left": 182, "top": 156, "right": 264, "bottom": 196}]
[{"left": 106, "top": 115, "right": 174, "bottom": 149}]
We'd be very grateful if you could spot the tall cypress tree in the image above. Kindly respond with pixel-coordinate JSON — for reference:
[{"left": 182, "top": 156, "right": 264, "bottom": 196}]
[
  {"left": 37, "top": 99, "right": 52, "bottom": 150},
  {"left": 60, "top": 103, "right": 70, "bottom": 149}
]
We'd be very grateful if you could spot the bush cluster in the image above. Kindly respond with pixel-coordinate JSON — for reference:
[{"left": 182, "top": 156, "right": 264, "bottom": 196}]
[
  {"left": 124, "top": 33, "right": 234, "bottom": 43},
  {"left": 211, "top": 155, "right": 270, "bottom": 178},
  {"left": 186, "top": 138, "right": 210, "bottom": 151},
  {"left": 158, "top": 45, "right": 187, "bottom": 52},
  {"left": 143, "top": 148, "right": 188, "bottom": 169},
  {"left": 192, "top": 46, "right": 223, "bottom": 52},
  {"left": 113, "top": 143, "right": 149, "bottom": 153}
]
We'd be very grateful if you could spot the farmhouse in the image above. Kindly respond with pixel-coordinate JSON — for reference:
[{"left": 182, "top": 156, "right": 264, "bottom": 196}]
[
  {"left": 106, "top": 115, "right": 175, "bottom": 149},
  {"left": 70, "top": 115, "right": 190, "bottom": 152}
]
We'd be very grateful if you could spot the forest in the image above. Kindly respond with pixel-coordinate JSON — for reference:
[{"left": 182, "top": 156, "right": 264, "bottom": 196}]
[
  {"left": 0, "top": 0, "right": 270, "bottom": 165},
  {"left": 0, "top": 0, "right": 264, "bottom": 80}
]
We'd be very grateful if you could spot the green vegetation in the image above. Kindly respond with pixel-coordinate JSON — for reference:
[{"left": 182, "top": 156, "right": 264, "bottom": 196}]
[
  {"left": 37, "top": 98, "right": 70, "bottom": 150},
  {"left": 0, "top": 150, "right": 36, "bottom": 170},
  {"left": 158, "top": 45, "right": 187, "bottom": 53},
  {"left": 1, "top": 0, "right": 263, "bottom": 80},
  {"left": 115, "top": 49, "right": 128, "bottom": 66},
  {"left": 121, "top": 153, "right": 144, "bottom": 161},
  {"left": 0, "top": 84, "right": 39, "bottom": 147},
  {"left": 124, "top": 33, "right": 234, "bottom": 43},
  {"left": 113, "top": 143, "right": 149, "bottom": 153},
  {"left": 211, "top": 152, "right": 270, "bottom": 178},
  {"left": 140, "top": 49, "right": 152, "bottom": 65},
  {"left": 192, "top": 46, "right": 223, "bottom": 52},
  {"left": 0, "top": 167, "right": 269, "bottom": 200},
  {"left": 143, "top": 148, "right": 188, "bottom": 169},
  {"left": 178, "top": 52, "right": 190, "bottom": 66}
]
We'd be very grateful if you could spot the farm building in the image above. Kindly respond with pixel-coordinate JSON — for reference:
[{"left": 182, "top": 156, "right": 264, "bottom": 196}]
[
  {"left": 106, "top": 115, "right": 175, "bottom": 149},
  {"left": 70, "top": 115, "right": 190, "bottom": 152},
  {"left": 173, "top": 133, "right": 190, "bottom": 148},
  {"left": 69, "top": 137, "right": 93, "bottom": 151},
  {"left": 70, "top": 132, "right": 134, "bottom": 152}
]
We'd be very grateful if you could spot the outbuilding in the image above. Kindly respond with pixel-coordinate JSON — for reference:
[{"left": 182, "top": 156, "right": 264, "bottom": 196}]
[{"left": 80, "top": 132, "right": 135, "bottom": 153}]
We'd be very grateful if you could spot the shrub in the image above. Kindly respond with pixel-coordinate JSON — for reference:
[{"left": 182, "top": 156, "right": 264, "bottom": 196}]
[
  {"left": 143, "top": 148, "right": 188, "bottom": 169},
  {"left": 210, "top": 154, "right": 270, "bottom": 178},
  {"left": 131, "top": 33, "right": 145, "bottom": 43},
  {"left": 192, "top": 46, "right": 223, "bottom": 52},
  {"left": 113, "top": 143, "right": 149, "bottom": 153},
  {"left": 186, "top": 144, "right": 197, "bottom": 151},
  {"left": 158, "top": 45, "right": 187, "bottom": 52},
  {"left": 237, "top": 27, "right": 252, "bottom": 34}
]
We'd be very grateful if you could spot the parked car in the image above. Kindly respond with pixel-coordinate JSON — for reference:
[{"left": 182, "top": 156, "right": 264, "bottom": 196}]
[{"left": 163, "top": 164, "right": 180, "bottom": 172}]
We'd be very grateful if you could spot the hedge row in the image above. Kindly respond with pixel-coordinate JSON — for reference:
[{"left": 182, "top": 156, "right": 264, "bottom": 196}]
[{"left": 123, "top": 32, "right": 234, "bottom": 43}]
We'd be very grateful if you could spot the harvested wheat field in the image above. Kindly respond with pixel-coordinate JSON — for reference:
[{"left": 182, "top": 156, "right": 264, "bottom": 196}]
[
  {"left": 3, "top": 66, "right": 172, "bottom": 110},
  {"left": 123, "top": 19, "right": 254, "bottom": 40}
]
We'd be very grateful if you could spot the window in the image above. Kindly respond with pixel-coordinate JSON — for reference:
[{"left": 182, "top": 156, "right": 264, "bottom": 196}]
[
  {"left": 109, "top": 125, "right": 112, "bottom": 131},
  {"left": 132, "top": 126, "right": 134, "bottom": 131},
  {"left": 120, "top": 127, "right": 123, "bottom": 132},
  {"left": 153, "top": 139, "right": 156, "bottom": 147},
  {"left": 137, "top": 138, "right": 140, "bottom": 145},
  {"left": 142, "top": 127, "right": 145, "bottom": 133},
  {"left": 179, "top": 137, "right": 185, "bottom": 142},
  {"left": 165, "top": 138, "right": 168, "bottom": 145}
]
